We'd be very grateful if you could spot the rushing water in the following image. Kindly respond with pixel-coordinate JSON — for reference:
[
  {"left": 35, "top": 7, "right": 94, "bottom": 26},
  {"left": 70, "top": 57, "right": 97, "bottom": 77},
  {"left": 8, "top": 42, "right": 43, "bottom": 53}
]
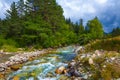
[{"left": 7, "top": 46, "right": 76, "bottom": 80}]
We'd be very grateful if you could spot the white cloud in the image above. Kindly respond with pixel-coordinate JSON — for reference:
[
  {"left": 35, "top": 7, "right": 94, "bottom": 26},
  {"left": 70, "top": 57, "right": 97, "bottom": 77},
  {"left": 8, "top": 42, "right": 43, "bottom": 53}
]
[
  {"left": 56, "top": 0, "right": 120, "bottom": 32},
  {"left": 95, "top": 0, "right": 107, "bottom": 4},
  {"left": 0, "top": 0, "right": 19, "bottom": 19},
  {"left": 57, "top": 0, "right": 109, "bottom": 22},
  {"left": 0, "top": 0, "right": 119, "bottom": 32},
  {"left": 0, "top": 0, "right": 10, "bottom": 19}
]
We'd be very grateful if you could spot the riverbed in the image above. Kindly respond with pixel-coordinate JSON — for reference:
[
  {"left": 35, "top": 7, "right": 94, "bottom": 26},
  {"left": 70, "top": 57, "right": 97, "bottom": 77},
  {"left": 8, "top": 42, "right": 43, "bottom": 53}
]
[{"left": 6, "top": 46, "right": 76, "bottom": 80}]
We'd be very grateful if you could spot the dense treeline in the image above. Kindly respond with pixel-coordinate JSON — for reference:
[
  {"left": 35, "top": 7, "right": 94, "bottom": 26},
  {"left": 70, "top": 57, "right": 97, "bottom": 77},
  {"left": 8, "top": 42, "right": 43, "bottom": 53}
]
[{"left": 0, "top": 0, "right": 117, "bottom": 50}]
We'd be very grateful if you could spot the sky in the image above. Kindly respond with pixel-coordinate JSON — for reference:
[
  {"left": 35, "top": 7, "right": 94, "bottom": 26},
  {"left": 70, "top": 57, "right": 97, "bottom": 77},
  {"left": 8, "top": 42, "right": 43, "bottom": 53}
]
[{"left": 0, "top": 0, "right": 119, "bottom": 32}]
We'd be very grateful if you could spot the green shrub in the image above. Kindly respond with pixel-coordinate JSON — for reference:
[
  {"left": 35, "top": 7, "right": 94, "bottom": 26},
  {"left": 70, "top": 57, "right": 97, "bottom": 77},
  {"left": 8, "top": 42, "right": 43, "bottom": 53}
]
[
  {"left": 1, "top": 44, "right": 18, "bottom": 52},
  {"left": 0, "top": 36, "right": 18, "bottom": 52},
  {"left": 85, "top": 36, "right": 120, "bottom": 52}
]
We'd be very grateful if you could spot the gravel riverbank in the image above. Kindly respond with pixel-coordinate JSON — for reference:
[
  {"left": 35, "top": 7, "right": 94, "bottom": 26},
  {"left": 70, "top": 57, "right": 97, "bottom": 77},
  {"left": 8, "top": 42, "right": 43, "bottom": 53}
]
[{"left": 0, "top": 48, "right": 56, "bottom": 79}]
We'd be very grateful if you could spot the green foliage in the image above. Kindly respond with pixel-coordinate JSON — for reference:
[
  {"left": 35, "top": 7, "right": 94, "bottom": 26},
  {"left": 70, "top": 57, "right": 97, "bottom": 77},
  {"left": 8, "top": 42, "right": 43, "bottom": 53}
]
[
  {"left": 111, "top": 27, "right": 120, "bottom": 36},
  {"left": 85, "top": 36, "right": 120, "bottom": 52},
  {"left": 79, "top": 19, "right": 84, "bottom": 34},
  {"left": 1, "top": 44, "right": 18, "bottom": 52},
  {"left": 87, "top": 17, "right": 104, "bottom": 39},
  {"left": 0, "top": 36, "right": 18, "bottom": 52},
  {"left": 6, "top": 2, "right": 19, "bottom": 20},
  {"left": 77, "top": 51, "right": 120, "bottom": 80},
  {"left": 0, "top": 0, "right": 119, "bottom": 50},
  {"left": 78, "top": 34, "right": 92, "bottom": 45}
]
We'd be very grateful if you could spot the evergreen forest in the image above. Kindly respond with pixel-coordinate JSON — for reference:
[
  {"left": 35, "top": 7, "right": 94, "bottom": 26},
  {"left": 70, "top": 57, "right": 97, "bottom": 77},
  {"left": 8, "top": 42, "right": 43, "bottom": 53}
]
[{"left": 0, "top": 0, "right": 119, "bottom": 50}]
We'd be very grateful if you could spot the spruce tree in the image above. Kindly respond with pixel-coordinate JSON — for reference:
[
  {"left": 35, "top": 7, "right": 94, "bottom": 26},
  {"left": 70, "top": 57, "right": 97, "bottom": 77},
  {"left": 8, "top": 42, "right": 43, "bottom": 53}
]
[
  {"left": 6, "top": 2, "right": 19, "bottom": 20},
  {"left": 79, "top": 19, "right": 84, "bottom": 34}
]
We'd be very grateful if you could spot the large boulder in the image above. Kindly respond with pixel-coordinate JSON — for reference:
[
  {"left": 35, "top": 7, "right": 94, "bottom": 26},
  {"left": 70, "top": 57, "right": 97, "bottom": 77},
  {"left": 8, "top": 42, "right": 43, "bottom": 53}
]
[
  {"left": 0, "top": 73, "right": 5, "bottom": 79},
  {"left": 55, "top": 66, "right": 66, "bottom": 74},
  {"left": 10, "top": 64, "right": 22, "bottom": 71},
  {"left": 67, "top": 67, "right": 82, "bottom": 77}
]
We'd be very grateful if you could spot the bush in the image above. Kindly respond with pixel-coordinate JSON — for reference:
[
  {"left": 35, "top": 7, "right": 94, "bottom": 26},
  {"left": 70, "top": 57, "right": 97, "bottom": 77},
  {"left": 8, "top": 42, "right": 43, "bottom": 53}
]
[
  {"left": 0, "top": 36, "right": 18, "bottom": 52},
  {"left": 1, "top": 44, "right": 18, "bottom": 52}
]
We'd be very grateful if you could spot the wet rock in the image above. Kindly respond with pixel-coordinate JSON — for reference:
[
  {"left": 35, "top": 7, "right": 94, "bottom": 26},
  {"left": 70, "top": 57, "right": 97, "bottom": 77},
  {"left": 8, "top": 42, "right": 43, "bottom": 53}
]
[
  {"left": 66, "top": 60, "right": 82, "bottom": 77},
  {"left": 0, "top": 73, "right": 5, "bottom": 79},
  {"left": 59, "top": 75, "right": 69, "bottom": 80},
  {"left": 0, "top": 67, "right": 5, "bottom": 72},
  {"left": 74, "top": 46, "right": 84, "bottom": 53},
  {"left": 10, "top": 64, "right": 22, "bottom": 71},
  {"left": 70, "top": 60, "right": 76, "bottom": 66},
  {"left": 13, "top": 76, "right": 20, "bottom": 80},
  {"left": 67, "top": 63, "right": 82, "bottom": 77},
  {"left": 0, "top": 63, "right": 7, "bottom": 72},
  {"left": 0, "top": 63, "right": 7, "bottom": 68},
  {"left": 46, "top": 72, "right": 55, "bottom": 77},
  {"left": 55, "top": 66, "right": 66, "bottom": 74},
  {"left": 67, "top": 68, "right": 82, "bottom": 77},
  {"left": 6, "top": 61, "right": 14, "bottom": 67},
  {"left": 29, "top": 57, "right": 34, "bottom": 61}
]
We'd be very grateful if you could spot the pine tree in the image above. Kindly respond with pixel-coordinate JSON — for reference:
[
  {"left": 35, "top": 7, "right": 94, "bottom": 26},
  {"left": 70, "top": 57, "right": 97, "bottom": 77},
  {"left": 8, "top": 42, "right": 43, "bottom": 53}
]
[
  {"left": 17, "top": 0, "right": 25, "bottom": 17},
  {"left": 111, "top": 27, "right": 120, "bottom": 36},
  {"left": 6, "top": 2, "right": 19, "bottom": 20},
  {"left": 79, "top": 19, "right": 84, "bottom": 34},
  {"left": 5, "top": 2, "right": 24, "bottom": 40}
]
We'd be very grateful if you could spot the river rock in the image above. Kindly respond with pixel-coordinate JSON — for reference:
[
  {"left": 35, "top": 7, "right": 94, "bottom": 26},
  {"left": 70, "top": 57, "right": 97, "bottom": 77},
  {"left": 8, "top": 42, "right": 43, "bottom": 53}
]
[
  {"left": 91, "top": 54, "right": 96, "bottom": 58},
  {"left": 74, "top": 46, "right": 83, "bottom": 53},
  {"left": 70, "top": 60, "right": 76, "bottom": 66},
  {"left": 59, "top": 75, "right": 69, "bottom": 80},
  {"left": 10, "top": 64, "right": 22, "bottom": 71},
  {"left": 0, "top": 67, "right": 5, "bottom": 72},
  {"left": 88, "top": 58, "right": 94, "bottom": 65},
  {"left": 67, "top": 68, "right": 82, "bottom": 77},
  {"left": 55, "top": 66, "right": 66, "bottom": 74},
  {"left": 95, "top": 50, "right": 103, "bottom": 57},
  {"left": 13, "top": 76, "right": 20, "bottom": 80},
  {"left": 0, "top": 63, "right": 7, "bottom": 72},
  {"left": 0, "top": 73, "right": 5, "bottom": 79}
]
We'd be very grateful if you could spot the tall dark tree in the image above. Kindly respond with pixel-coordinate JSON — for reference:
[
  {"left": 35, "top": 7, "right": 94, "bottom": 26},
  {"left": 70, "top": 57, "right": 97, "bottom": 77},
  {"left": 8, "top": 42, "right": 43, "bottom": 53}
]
[
  {"left": 17, "top": 0, "right": 25, "bottom": 17},
  {"left": 5, "top": 2, "right": 23, "bottom": 39},
  {"left": 6, "top": 2, "right": 19, "bottom": 20},
  {"left": 111, "top": 27, "right": 120, "bottom": 36},
  {"left": 79, "top": 19, "right": 84, "bottom": 34},
  {"left": 26, "top": 0, "right": 66, "bottom": 32}
]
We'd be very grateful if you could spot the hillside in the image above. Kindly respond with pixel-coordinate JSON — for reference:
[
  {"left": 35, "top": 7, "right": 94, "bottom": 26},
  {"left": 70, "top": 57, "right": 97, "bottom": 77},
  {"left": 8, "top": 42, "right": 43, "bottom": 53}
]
[
  {"left": 85, "top": 36, "right": 120, "bottom": 52},
  {"left": 74, "top": 36, "right": 120, "bottom": 80}
]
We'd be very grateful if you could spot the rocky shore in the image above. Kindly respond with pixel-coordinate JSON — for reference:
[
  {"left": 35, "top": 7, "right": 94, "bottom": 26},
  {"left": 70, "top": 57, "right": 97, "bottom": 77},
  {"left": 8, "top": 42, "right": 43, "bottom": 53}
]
[
  {"left": 0, "top": 48, "right": 56, "bottom": 79},
  {"left": 71, "top": 49, "right": 120, "bottom": 80},
  {"left": 55, "top": 47, "right": 120, "bottom": 80},
  {"left": 1, "top": 46, "right": 119, "bottom": 80}
]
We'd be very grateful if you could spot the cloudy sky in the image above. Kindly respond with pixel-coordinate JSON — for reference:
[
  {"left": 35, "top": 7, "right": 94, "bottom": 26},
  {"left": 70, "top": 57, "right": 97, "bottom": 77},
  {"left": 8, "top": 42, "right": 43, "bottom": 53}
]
[{"left": 0, "top": 0, "right": 119, "bottom": 32}]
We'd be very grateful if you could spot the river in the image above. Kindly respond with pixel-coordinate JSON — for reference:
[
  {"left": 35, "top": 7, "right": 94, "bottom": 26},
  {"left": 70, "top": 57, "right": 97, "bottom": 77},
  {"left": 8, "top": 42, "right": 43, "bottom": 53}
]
[{"left": 7, "top": 46, "right": 76, "bottom": 80}]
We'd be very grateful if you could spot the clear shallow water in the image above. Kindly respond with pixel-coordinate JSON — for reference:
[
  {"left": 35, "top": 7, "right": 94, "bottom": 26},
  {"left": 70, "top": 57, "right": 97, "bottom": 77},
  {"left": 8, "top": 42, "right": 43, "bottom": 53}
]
[{"left": 7, "top": 46, "right": 76, "bottom": 80}]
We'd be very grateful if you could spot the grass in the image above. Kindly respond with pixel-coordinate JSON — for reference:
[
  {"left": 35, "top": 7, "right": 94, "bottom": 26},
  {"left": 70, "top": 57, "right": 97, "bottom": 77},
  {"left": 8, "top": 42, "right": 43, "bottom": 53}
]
[
  {"left": 85, "top": 36, "right": 120, "bottom": 52},
  {"left": 1, "top": 44, "right": 18, "bottom": 52}
]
